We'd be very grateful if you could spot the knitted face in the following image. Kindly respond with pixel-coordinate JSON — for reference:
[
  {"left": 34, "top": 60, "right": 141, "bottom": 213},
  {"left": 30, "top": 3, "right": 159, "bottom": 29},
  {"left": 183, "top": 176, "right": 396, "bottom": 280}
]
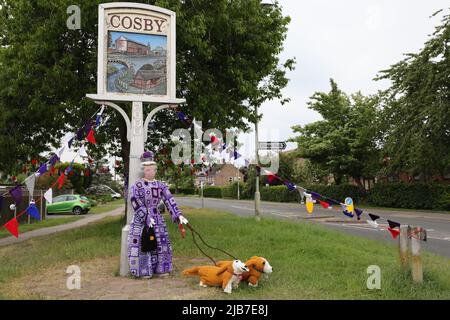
[{"left": 143, "top": 164, "right": 157, "bottom": 180}]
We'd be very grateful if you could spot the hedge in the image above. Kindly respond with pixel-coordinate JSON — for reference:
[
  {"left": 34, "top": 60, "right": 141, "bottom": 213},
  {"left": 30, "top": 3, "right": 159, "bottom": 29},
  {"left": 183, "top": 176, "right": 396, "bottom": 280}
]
[
  {"left": 197, "top": 182, "right": 450, "bottom": 210},
  {"left": 367, "top": 183, "right": 450, "bottom": 210},
  {"left": 169, "top": 187, "right": 196, "bottom": 195}
]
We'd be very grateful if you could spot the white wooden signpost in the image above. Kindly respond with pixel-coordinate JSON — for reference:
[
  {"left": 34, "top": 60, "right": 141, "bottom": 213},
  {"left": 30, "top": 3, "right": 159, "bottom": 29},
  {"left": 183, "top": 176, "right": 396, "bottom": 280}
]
[{"left": 86, "top": 2, "right": 185, "bottom": 277}]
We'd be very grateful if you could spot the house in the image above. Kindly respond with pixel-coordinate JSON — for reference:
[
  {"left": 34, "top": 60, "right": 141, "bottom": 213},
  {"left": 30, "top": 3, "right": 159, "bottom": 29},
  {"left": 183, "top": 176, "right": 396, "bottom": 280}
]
[
  {"left": 133, "top": 64, "right": 165, "bottom": 89},
  {"left": 194, "top": 164, "right": 244, "bottom": 187},
  {"left": 115, "top": 36, "right": 150, "bottom": 55}
]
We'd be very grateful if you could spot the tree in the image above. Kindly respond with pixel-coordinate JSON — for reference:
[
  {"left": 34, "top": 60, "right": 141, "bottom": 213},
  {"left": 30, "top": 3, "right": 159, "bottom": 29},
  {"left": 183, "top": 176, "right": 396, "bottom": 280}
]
[
  {"left": 289, "top": 79, "right": 380, "bottom": 184},
  {"left": 375, "top": 9, "right": 450, "bottom": 181},
  {"left": 0, "top": 0, "right": 294, "bottom": 184}
]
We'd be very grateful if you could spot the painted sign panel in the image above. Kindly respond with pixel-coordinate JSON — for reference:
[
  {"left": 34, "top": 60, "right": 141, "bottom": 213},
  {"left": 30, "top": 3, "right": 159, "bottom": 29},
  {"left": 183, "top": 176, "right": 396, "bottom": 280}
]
[{"left": 93, "top": 3, "right": 179, "bottom": 103}]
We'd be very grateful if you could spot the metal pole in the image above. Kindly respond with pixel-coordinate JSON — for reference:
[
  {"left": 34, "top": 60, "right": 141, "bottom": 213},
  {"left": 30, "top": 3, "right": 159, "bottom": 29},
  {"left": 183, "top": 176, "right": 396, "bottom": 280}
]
[
  {"left": 201, "top": 181, "right": 204, "bottom": 208},
  {"left": 254, "top": 105, "right": 261, "bottom": 222}
]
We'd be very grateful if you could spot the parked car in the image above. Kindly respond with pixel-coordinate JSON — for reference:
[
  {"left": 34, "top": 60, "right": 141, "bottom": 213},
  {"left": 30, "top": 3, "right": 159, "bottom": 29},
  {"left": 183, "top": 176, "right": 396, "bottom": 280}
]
[
  {"left": 85, "top": 184, "right": 122, "bottom": 200},
  {"left": 46, "top": 195, "right": 91, "bottom": 215}
]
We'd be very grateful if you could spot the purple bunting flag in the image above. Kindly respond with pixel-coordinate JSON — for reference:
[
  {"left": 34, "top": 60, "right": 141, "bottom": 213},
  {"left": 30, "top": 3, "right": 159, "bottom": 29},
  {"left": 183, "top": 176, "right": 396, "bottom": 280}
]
[
  {"left": 9, "top": 185, "right": 23, "bottom": 205},
  {"left": 39, "top": 163, "right": 48, "bottom": 175}
]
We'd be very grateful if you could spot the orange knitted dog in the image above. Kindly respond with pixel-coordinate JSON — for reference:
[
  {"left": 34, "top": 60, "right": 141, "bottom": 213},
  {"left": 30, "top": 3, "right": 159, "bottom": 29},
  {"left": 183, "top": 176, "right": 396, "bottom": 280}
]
[
  {"left": 218, "top": 256, "right": 272, "bottom": 287},
  {"left": 182, "top": 260, "right": 249, "bottom": 294}
]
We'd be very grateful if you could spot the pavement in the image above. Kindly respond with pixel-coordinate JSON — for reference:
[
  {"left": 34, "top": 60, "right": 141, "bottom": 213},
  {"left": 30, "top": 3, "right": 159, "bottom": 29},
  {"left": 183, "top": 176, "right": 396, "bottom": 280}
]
[
  {"left": 0, "top": 206, "right": 125, "bottom": 247},
  {"left": 175, "top": 196, "right": 450, "bottom": 258}
]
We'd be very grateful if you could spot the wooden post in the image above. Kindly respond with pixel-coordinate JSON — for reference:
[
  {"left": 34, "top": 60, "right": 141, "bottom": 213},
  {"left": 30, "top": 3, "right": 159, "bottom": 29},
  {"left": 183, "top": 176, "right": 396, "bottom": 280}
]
[
  {"left": 399, "top": 225, "right": 409, "bottom": 269},
  {"left": 410, "top": 227, "right": 423, "bottom": 283},
  {"left": 40, "top": 190, "right": 44, "bottom": 220}
]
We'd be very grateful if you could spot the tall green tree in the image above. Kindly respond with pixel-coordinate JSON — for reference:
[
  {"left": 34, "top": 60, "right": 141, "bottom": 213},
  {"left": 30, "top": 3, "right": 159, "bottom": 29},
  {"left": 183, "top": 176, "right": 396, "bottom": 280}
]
[
  {"left": 289, "top": 79, "right": 380, "bottom": 185},
  {"left": 375, "top": 9, "right": 450, "bottom": 181},
  {"left": 0, "top": 0, "right": 294, "bottom": 182}
]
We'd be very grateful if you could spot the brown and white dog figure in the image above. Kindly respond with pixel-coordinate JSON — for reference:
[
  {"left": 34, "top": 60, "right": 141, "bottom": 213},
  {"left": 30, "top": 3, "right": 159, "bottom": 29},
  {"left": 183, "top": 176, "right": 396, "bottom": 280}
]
[
  {"left": 218, "top": 256, "right": 272, "bottom": 287},
  {"left": 182, "top": 259, "right": 249, "bottom": 294}
]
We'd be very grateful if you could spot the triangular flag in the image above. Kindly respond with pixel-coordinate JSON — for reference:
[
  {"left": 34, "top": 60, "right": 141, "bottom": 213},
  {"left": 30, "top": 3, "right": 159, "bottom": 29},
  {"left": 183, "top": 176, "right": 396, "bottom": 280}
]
[
  {"left": 56, "top": 146, "right": 66, "bottom": 158},
  {"left": 343, "top": 210, "right": 354, "bottom": 218},
  {"left": 267, "top": 174, "right": 276, "bottom": 184},
  {"left": 367, "top": 220, "right": 379, "bottom": 229},
  {"left": 31, "top": 159, "right": 38, "bottom": 167},
  {"left": 76, "top": 128, "right": 84, "bottom": 141},
  {"left": 9, "top": 185, "right": 23, "bottom": 205},
  {"left": 244, "top": 159, "right": 249, "bottom": 167},
  {"left": 306, "top": 197, "right": 314, "bottom": 214},
  {"left": 355, "top": 208, "right": 363, "bottom": 220},
  {"left": 44, "top": 188, "right": 53, "bottom": 204},
  {"left": 84, "top": 169, "right": 90, "bottom": 177},
  {"left": 49, "top": 154, "right": 59, "bottom": 166},
  {"left": 368, "top": 213, "right": 380, "bottom": 221},
  {"left": 234, "top": 151, "right": 241, "bottom": 160},
  {"left": 26, "top": 202, "right": 41, "bottom": 220},
  {"left": 66, "top": 160, "right": 74, "bottom": 174},
  {"left": 310, "top": 192, "right": 321, "bottom": 200},
  {"left": 87, "top": 129, "right": 96, "bottom": 144},
  {"left": 84, "top": 120, "right": 93, "bottom": 134},
  {"left": 68, "top": 137, "right": 74, "bottom": 149},
  {"left": 57, "top": 173, "right": 65, "bottom": 189},
  {"left": 96, "top": 114, "right": 102, "bottom": 128},
  {"left": 388, "top": 227, "right": 400, "bottom": 239},
  {"left": 79, "top": 145, "right": 88, "bottom": 158},
  {"left": 4, "top": 217, "right": 19, "bottom": 238},
  {"left": 24, "top": 174, "right": 36, "bottom": 197},
  {"left": 319, "top": 200, "right": 330, "bottom": 209},
  {"left": 387, "top": 220, "right": 401, "bottom": 229},
  {"left": 285, "top": 182, "right": 296, "bottom": 191},
  {"left": 39, "top": 163, "right": 48, "bottom": 175}
]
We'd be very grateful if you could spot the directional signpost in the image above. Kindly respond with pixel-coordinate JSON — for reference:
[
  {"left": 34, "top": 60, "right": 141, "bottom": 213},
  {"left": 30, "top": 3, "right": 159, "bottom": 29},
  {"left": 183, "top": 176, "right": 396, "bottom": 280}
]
[{"left": 258, "top": 141, "right": 287, "bottom": 151}]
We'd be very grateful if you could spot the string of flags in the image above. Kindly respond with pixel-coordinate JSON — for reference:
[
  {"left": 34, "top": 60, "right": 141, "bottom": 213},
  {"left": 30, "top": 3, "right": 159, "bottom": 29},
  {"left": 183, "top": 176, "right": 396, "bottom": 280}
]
[
  {"left": 172, "top": 108, "right": 426, "bottom": 242},
  {"left": 0, "top": 106, "right": 106, "bottom": 238}
]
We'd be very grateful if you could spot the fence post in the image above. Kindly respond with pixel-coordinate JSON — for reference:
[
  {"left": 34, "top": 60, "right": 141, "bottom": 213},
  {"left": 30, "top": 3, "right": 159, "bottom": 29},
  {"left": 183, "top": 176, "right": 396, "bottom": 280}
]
[
  {"left": 410, "top": 227, "right": 423, "bottom": 283},
  {"left": 40, "top": 190, "right": 44, "bottom": 220},
  {"left": 399, "top": 225, "right": 409, "bottom": 269}
]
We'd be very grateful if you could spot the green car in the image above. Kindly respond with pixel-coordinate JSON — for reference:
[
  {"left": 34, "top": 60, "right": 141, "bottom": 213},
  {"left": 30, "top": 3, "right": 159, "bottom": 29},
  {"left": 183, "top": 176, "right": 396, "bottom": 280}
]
[{"left": 46, "top": 195, "right": 91, "bottom": 215}]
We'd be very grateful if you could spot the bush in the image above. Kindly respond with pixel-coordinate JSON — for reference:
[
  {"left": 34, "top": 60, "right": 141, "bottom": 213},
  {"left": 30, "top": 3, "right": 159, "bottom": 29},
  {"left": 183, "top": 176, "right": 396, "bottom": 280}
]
[
  {"left": 202, "top": 186, "right": 223, "bottom": 198},
  {"left": 222, "top": 183, "right": 247, "bottom": 199},
  {"left": 303, "top": 184, "right": 366, "bottom": 203},
  {"left": 169, "top": 187, "right": 196, "bottom": 195},
  {"left": 367, "top": 183, "right": 450, "bottom": 210},
  {"left": 87, "top": 194, "right": 113, "bottom": 204}
]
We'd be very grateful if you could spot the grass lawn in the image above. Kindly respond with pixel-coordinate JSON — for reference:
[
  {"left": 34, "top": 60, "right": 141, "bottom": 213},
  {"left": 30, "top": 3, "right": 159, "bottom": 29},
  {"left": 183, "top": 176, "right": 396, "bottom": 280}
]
[
  {"left": 0, "top": 206, "right": 449, "bottom": 299},
  {"left": 0, "top": 200, "right": 124, "bottom": 239},
  {"left": 0, "top": 216, "right": 83, "bottom": 239}
]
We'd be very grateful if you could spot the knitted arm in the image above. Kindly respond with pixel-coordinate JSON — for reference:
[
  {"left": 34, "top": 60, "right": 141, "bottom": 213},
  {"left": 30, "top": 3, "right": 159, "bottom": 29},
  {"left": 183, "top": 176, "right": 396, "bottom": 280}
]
[
  {"left": 130, "top": 184, "right": 147, "bottom": 224},
  {"left": 161, "top": 183, "right": 182, "bottom": 223}
]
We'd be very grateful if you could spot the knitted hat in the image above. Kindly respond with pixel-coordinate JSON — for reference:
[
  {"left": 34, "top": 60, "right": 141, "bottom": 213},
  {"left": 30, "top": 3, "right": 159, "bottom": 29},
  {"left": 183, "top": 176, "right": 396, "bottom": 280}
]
[{"left": 140, "top": 151, "right": 156, "bottom": 167}]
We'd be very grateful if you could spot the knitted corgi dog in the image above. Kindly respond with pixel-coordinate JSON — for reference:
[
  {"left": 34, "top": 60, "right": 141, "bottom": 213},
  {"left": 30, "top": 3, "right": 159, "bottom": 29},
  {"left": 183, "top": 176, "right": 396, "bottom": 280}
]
[
  {"left": 217, "top": 256, "right": 272, "bottom": 287},
  {"left": 182, "top": 260, "right": 249, "bottom": 294}
]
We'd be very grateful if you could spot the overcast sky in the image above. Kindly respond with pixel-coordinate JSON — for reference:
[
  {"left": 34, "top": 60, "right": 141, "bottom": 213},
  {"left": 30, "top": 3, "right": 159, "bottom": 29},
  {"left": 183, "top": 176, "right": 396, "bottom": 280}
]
[
  {"left": 62, "top": 1, "right": 449, "bottom": 171},
  {"left": 237, "top": 0, "right": 449, "bottom": 162}
]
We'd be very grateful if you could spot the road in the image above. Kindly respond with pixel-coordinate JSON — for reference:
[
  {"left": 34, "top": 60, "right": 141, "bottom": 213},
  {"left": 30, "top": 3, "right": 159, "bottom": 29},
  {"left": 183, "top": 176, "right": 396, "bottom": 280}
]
[{"left": 175, "top": 196, "right": 450, "bottom": 258}]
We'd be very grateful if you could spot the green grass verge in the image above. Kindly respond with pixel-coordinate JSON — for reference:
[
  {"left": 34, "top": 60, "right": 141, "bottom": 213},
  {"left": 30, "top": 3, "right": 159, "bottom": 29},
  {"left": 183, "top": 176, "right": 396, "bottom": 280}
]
[
  {"left": 0, "top": 200, "right": 124, "bottom": 239},
  {"left": 0, "top": 207, "right": 449, "bottom": 299},
  {"left": 0, "top": 216, "right": 83, "bottom": 239}
]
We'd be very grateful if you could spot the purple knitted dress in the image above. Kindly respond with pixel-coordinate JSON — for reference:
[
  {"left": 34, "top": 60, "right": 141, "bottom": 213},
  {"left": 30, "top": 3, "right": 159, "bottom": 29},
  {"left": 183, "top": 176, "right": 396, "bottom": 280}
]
[{"left": 127, "top": 179, "right": 181, "bottom": 277}]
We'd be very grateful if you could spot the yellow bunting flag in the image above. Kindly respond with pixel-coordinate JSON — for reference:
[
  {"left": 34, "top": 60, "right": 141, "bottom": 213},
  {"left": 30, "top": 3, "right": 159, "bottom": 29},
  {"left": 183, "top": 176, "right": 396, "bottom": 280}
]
[{"left": 306, "top": 197, "right": 314, "bottom": 214}]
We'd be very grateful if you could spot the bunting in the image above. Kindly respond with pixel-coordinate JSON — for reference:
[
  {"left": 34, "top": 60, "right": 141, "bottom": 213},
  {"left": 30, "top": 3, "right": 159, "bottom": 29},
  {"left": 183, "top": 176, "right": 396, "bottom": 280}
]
[
  {"left": 44, "top": 188, "right": 53, "bottom": 204},
  {"left": 87, "top": 129, "right": 96, "bottom": 145},
  {"left": 9, "top": 185, "right": 23, "bottom": 205},
  {"left": 26, "top": 201, "right": 41, "bottom": 221},
  {"left": 4, "top": 218, "right": 19, "bottom": 238}
]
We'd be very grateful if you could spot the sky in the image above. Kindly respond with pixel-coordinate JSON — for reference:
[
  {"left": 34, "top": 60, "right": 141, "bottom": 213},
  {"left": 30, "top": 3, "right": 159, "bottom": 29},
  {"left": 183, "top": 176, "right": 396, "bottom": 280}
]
[
  {"left": 236, "top": 0, "right": 449, "bottom": 161},
  {"left": 61, "top": 1, "right": 449, "bottom": 173}
]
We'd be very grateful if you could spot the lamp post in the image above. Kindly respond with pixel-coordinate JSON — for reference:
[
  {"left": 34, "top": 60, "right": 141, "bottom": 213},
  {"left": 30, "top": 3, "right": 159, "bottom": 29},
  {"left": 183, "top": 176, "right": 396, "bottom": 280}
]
[{"left": 254, "top": 104, "right": 261, "bottom": 222}]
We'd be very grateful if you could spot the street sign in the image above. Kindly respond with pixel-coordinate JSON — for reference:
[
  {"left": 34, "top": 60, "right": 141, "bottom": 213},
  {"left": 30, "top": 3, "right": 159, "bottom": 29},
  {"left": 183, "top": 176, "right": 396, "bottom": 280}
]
[{"left": 258, "top": 141, "right": 287, "bottom": 150}]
